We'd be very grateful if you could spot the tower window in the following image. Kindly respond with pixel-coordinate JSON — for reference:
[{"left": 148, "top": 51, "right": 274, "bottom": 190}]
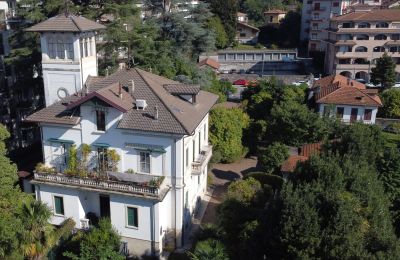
[
  {"left": 65, "top": 41, "right": 74, "bottom": 59},
  {"left": 57, "top": 39, "right": 65, "bottom": 59},
  {"left": 48, "top": 38, "right": 56, "bottom": 59}
]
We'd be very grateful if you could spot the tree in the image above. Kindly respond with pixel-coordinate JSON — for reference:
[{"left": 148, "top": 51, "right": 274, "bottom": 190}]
[
  {"left": 227, "top": 178, "right": 262, "bottom": 204},
  {"left": 207, "top": 16, "right": 228, "bottom": 49},
  {"left": 258, "top": 142, "right": 289, "bottom": 173},
  {"left": 19, "top": 200, "right": 75, "bottom": 260},
  {"left": 379, "top": 88, "right": 400, "bottom": 118},
  {"left": 190, "top": 239, "right": 229, "bottom": 260},
  {"left": 207, "top": 0, "right": 238, "bottom": 44},
  {"left": 209, "top": 107, "right": 249, "bottom": 163},
  {"left": 371, "top": 52, "right": 396, "bottom": 89},
  {"left": 63, "top": 218, "right": 124, "bottom": 260}
]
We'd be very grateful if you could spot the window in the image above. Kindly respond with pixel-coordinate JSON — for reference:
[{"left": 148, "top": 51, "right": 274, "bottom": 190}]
[
  {"left": 204, "top": 124, "right": 206, "bottom": 140},
  {"left": 48, "top": 38, "right": 56, "bottom": 59},
  {"left": 80, "top": 39, "right": 84, "bottom": 58},
  {"left": 374, "top": 34, "right": 387, "bottom": 40},
  {"left": 373, "top": 46, "right": 385, "bottom": 52},
  {"left": 97, "top": 147, "right": 108, "bottom": 171},
  {"left": 192, "top": 140, "right": 196, "bottom": 162},
  {"left": 364, "top": 109, "right": 372, "bottom": 121},
  {"left": 126, "top": 207, "right": 138, "bottom": 228},
  {"left": 314, "top": 3, "right": 320, "bottom": 10},
  {"left": 336, "top": 107, "right": 344, "bottom": 119},
  {"left": 390, "top": 46, "right": 399, "bottom": 52},
  {"left": 269, "top": 16, "right": 273, "bottom": 23},
  {"left": 358, "top": 22, "right": 370, "bottom": 28},
  {"left": 65, "top": 40, "right": 74, "bottom": 59},
  {"left": 392, "top": 34, "right": 400, "bottom": 40},
  {"left": 57, "top": 39, "right": 65, "bottom": 59},
  {"left": 355, "top": 46, "right": 368, "bottom": 52},
  {"left": 313, "top": 13, "right": 319, "bottom": 19},
  {"left": 376, "top": 22, "right": 389, "bottom": 28},
  {"left": 356, "top": 34, "right": 369, "bottom": 40},
  {"left": 323, "top": 106, "right": 330, "bottom": 117},
  {"left": 140, "top": 151, "right": 150, "bottom": 173},
  {"left": 311, "top": 33, "right": 318, "bottom": 40},
  {"left": 240, "top": 33, "right": 246, "bottom": 37},
  {"left": 96, "top": 110, "right": 106, "bottom": 131},
  {"left": 333, "top": 2, "right": 339, "bottom": 7},
  {"left": 185, "top": 148, "right": 189, "bottom": 167},
  {"left": 84, "top": 38, "right": 89, "bottom": 57},
  {"left": 54, "top": 196, "right": 64, "bottom": 215}
]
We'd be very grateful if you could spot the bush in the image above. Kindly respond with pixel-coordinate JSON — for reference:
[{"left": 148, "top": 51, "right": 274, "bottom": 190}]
[
  {"left": 209, "top": 107, "right": 249, "bottom": 163},
  {"left": 244, "top": 172, "right": 284, "bottom": 191},
  {"left": 35, "top": 162, "right": 56, "bottom": 174},
  {"left": 196, "top": 224, "right": 220, "bottom": 241},
  {"left": 258, "top": 142, "right": 289, "bottom": 173},
  {"left": 189, "top": 239, "right": 228, "bottom": 260}
]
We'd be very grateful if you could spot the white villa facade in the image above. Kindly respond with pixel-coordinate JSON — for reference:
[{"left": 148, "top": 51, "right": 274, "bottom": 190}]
[{"left": 25, "top": 14, "right": 217, "bottom": 257}]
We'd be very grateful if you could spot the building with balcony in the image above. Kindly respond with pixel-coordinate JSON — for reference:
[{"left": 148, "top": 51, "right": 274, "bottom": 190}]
[
  {"left": 309, "top": 75, "right": 382, "bottom": 124},
  {"left": 324, "top": 9, "right": 400, "bottom": 81},
  {"left": 300, "top": 0, "right": 383, "bottom": 53},
  {"left": 25, "top": 14, "right": 218, "bottom": 257}
]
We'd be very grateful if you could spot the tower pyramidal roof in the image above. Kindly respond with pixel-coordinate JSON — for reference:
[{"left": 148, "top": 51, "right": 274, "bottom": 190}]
[{"left": 25, "top": 13, "right": 106, "bottom": 32}]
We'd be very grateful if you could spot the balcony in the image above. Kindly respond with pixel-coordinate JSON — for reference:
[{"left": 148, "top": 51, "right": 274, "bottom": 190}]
[
  {"left": 33, "top": 171, "right": 169, "bottom": 200},
  {"left": 335, "top": 64, "right": 370, "bottom": 70},
  {"left": 192, "top": 145, "right": 212, "bottom": 175}
]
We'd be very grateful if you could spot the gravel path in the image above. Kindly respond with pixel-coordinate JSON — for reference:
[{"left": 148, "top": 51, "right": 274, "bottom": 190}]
[{"left": 201, "top": 156, "right": 261, "bottom": 224}]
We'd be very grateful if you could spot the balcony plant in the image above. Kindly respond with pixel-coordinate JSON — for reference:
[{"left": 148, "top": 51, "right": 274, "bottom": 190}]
[
  {"left": 35, "top": 162, "right": 56, "bottom": 174},
  {"left": 149, "top": 176, "right": 165, "bottom": 187}
]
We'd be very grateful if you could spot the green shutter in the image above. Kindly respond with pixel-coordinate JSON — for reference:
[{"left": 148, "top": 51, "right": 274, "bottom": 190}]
[
  {"left": 127, "top": 207, "right": 138, "bottom": 227},
  {"left": 54, "top": 196, "right": 64, "bottom": 215}
]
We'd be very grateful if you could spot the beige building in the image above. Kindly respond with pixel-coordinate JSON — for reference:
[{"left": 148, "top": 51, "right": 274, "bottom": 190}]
[
  {"left": 324, "top": 9, "right": 400, "bottom": 81},
  {"left": 264, "top": 9, "right": 286, "bottom": 25},
  {"left": 236, "top": 12, "right": 259, "bottom": 44}
]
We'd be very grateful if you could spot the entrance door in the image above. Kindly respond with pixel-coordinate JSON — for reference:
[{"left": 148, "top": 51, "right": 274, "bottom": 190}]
[
  {"left": 350, "top": 108, "right": 358, "bottom": 122},
  {"left": 99, "top": 195, "right": 110, "bottom": 218}
]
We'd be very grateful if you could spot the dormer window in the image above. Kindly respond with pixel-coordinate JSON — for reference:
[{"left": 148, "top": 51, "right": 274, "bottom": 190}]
[{"left": 96, "top": 109, "right": 106, "bottom": 131}]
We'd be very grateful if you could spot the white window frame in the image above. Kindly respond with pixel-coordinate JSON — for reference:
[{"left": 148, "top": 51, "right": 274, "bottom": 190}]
[
  {"left": 52, "top": 195, "right": 65, "bottom": 217},
  {"left": 125, "top": 206, "right": 139, "bottom": 229},
  {"left": 138, "top": 151, "right": 151, "bottom": 174},
  {"left": 50, "top": 142, "right": 69, "bottom": 167}
]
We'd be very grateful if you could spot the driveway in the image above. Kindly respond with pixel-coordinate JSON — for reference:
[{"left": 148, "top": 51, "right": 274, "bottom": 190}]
[{"left": 201, "top": 156, "right": 261, "bottom": 224}]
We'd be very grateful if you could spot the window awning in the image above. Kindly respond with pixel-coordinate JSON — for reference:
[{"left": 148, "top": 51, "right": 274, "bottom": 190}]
[
  {"left": 92, "top": 143, "right": 110, "bottom": 148},
  {"left": 125, "top": 143, "right": 166, "bottom": 153},
  {"left": 48, "top": 138, "right": 74, "bottom": 144}
]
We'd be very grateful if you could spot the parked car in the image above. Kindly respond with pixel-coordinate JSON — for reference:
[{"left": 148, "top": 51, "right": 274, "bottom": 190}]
[
  {"left": 291, "top": 80, "right": 308, "bottom": 86},
  {"left": 365, "top": 82, "right": 375, "bottom": 88},
  {"left": 394, "top": 82, "right": 400, "bottom": 88}
]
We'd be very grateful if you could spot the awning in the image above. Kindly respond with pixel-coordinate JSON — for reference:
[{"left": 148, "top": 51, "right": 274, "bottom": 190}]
[
  {"left": 125, "top": 143, "right": 166, "bottom": 153},
  {"left": 92, "top": 143, "right": 110, "bottom": 148},
  {"left": 48, "top": 138, "right": 74, "bottom": 144}
]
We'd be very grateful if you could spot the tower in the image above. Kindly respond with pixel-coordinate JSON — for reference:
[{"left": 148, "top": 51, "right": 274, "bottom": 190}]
[{"left": 26, "top": 13, "right": 105, "bottom": 107}]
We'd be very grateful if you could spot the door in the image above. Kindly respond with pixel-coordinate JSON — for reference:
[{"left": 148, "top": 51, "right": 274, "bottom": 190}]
[
  {"left": 350, "top": 108, "right": 358, "bottom": 122},
  {"left": 99, "top": 195, "right": 110, "bottom": 218}
]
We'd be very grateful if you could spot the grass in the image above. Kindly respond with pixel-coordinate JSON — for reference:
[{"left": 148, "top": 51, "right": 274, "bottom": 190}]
[{"left": 382, "top": 131, "right": 400, "bottom": 148}]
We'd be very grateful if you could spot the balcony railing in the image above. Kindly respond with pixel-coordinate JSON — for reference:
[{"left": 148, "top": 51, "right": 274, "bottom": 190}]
[
  {"left": 33, "top": 172, "right": 167, "bottom": 199},
  {"left": 192, "top": 145, "right": 212, "bottom": 175}
]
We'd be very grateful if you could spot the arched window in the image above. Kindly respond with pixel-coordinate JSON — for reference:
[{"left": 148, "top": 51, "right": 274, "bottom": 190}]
[
  {"left": 57, "top": 39, "right": 65, "bottom": 59},
  {"left": 356, "top": 34, "right": 369, "bottom": 40},
  {"left": 355, "top": 46, "right": 368, "bottom": 52},
  {"left": 373, "top": 46, "right": 385, "bottom": 52},
  {"left": 48, "top": 38, "right": 56, "bottom": 59},
  {"left": 358, "top": 22, "right": 371, "bottom": 28},
  {"left": 376, "top": 22, "right": 389, "bottom": 28},
  {"left": 374, "top": 34, "right": 387, "bottom": 40}
]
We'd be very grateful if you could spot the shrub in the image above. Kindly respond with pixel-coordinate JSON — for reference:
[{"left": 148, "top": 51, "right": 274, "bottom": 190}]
[
  {"left": 243, "top": 172, "right": 284, "bottom": 191},
  {"left": 35, "top": 162, "right": 56, "bottom": 174},
  {"left": 258, "top": 142, "right": 289, "bottom": 173}
]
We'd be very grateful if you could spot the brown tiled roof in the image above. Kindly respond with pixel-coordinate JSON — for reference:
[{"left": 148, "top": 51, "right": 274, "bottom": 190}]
[
  {"left": 198, "top": 58, "right": 220, "bottom": 69},
  {"left": 332, "top": 9, "right": 400, "bottom": 22},
  {"left": 237, "top": 22, "right": 260, "bottom": 32},
  {"left": 313, "top": 75, "right": 382, "bottom": 106},
  {"left": 280, "top": 155, "right": 308, "bottom": 173},
  {"left": 67, "top": 82, "right": 134, "bottom": 113},
  {"left": 26, "top": 68, "right": 218, "bottom": 135},
  {"left": 25, "top": 14, "right": 106, "bottom": 32},
  {"left": 237, "top": 12, "right": 247, "bottom": 17},
  {"left": 163, "top": 84, "right": 200, "bottom": 95},
  {"left": 300, "top": 142, "right": 322, "bottom": 157},
  {"left": 264, "top": 9, "right": 286, "bottom": 14}
]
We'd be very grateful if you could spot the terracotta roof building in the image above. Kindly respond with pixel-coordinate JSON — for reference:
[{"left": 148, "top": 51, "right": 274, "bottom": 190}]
[
  {"left": 280, "top": 142, "right": 322, "bottom": 174},
  {"left": 310, "top": 75, "right": 382, "bottom": 124},
  {"left": 198, "top": 58, "right": 220, "bottom": 70},
  {"left": 25, "top": 14, "right": 106, "bottom": 32}
]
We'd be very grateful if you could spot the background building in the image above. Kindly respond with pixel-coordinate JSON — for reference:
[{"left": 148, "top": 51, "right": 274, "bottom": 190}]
[{"left": 324, "top": 9, "right": 400, "bottom": 81}]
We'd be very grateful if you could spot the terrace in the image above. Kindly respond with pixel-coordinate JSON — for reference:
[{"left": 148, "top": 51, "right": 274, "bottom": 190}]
[{"left": 192, "top": 145, "right": 212, "bottom": 175}]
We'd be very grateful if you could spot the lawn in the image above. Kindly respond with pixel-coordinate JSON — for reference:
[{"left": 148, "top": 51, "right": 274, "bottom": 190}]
[{"left": 382, "top": 132, "right": 400, "bottom": 148}]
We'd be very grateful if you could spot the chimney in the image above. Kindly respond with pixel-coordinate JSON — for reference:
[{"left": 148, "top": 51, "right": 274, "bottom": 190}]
[
  {"left": 130, "top": 80, "right": 135, "bottom": 96},
  {"left": 347, "top": 78, "right": 351, "bottom": 86},
  {"left": 118, "top": 84, "right": 122, "bottom": 99},
  {"left": 154, "top": 106, "right": 159, "bottom": 120}
]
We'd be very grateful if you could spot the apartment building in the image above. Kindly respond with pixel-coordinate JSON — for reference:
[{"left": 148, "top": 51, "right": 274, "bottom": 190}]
[
  {"left": 324, "top": 9, "right": 400, "bottom": 81},
  {"left": 300, "top": 0, "right": 383, "bottom": 53},
  {"left": 25, "top": 14, "right": 217, "bottom": 257}
]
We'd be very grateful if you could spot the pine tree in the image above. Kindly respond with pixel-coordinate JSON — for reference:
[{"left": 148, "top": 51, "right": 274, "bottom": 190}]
[{"left": 371, "top": 52, "right": 396, "bottom": 88}]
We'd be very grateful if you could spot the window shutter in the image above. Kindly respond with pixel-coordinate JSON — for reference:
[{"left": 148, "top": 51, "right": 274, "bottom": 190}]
[
  {"left": 128, "top": 207, "right": 138, "bottom": 227},
  {"left": 55, "top": 196, "right": 64, "bottom": 215}
]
